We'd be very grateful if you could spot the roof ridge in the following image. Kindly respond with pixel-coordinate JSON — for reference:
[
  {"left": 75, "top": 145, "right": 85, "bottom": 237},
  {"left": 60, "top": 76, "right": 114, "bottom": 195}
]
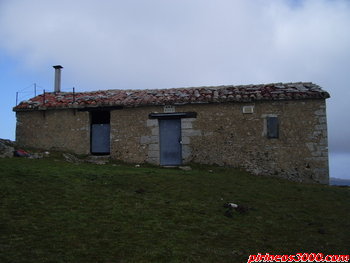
[{"left": 45, "top": 82, "right": 318, "bottom": 94}]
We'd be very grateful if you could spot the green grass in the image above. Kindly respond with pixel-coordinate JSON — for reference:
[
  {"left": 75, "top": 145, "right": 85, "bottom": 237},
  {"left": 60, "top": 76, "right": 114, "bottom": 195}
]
[{"left": 0, "top": 157, "right": 349, "bottom": 263}]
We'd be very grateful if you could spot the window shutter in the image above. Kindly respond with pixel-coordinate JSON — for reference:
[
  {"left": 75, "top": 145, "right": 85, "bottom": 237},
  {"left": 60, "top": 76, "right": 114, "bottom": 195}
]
[{"left": 267, "top": 117, "right": 279, "bottom": 138}]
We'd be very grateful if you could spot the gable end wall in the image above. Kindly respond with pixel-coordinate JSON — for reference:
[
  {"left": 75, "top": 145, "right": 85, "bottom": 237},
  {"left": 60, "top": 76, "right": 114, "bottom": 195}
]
[{"left": 16, "top": 109, "right": 90, "bottom": 154}]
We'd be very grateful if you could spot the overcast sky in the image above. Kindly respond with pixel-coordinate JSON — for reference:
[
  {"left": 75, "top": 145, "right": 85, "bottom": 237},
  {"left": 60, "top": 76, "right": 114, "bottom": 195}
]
[{"left": 0, "top": 0, "right": 349, "bottom": 178}]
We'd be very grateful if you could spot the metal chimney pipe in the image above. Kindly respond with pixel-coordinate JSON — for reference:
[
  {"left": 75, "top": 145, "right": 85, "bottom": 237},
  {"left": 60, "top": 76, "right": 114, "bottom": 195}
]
[{"left": 53, "top": 65, "right": 63, "bottom": 93}]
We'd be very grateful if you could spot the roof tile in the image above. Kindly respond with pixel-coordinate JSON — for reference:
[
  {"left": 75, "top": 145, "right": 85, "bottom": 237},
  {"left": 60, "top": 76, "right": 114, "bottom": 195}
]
[{"left": 13, "top": 82, "right": 330, "bottom": 111}]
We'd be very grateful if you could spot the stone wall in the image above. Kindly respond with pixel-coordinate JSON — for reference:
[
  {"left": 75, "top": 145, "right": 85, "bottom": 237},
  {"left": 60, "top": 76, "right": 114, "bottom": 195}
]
[
  {"left": 16, "top": 99, "right": 329, "bottom": 183},
  {"left": 174, "top": 100, "right": 328, "bottom": 184},
  {"left": 109, "top": 107, "right": 203, "bottom": 165},
  {"left": 16, "top": 109, "right": 90, "bottom": 154},
  {"left": 110, "top": 107, "right": 154, "bottom": 163},
  {"left": 108, "top": 100, "right": 328, "bottom": 183}
]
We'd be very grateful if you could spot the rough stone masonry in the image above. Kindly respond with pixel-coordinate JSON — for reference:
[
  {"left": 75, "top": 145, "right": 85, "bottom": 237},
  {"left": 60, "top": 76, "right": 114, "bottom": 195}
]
[{"left": 13, "top": 82, "right": 330, "bottom": 184}]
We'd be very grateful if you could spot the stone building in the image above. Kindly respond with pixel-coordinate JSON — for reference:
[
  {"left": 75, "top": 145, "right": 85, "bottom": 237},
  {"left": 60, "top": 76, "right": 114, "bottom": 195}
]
[{"left": 14, "top": 78, "right": 330, "bottom": 184}]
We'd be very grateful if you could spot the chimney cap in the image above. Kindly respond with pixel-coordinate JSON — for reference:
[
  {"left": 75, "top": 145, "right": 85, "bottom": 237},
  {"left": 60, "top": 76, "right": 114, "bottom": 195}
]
[{"left": 53, "top": 65, "right": 63, "bottom": 69}]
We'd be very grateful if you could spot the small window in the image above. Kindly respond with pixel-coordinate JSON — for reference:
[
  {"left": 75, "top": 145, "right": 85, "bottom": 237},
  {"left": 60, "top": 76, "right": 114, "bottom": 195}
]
[
  {"left": 267, "top": 116, "right": 279, "bottom": 138},
  {"left": 242, "top": 105, "right": 254, "bottom": 114}
]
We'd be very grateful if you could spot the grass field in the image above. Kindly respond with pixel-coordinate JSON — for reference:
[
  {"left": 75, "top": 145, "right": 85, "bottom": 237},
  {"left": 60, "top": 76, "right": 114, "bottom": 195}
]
[{"left": 0, "top": 156, "right": 349, "bottom": 262}]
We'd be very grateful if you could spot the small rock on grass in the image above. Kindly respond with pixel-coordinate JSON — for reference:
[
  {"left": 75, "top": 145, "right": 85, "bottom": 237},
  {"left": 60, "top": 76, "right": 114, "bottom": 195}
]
[
  {"left": 223, "top": 202, "right": 251, "bottom": 218},
  {"left": 63, "top": 153, "right": 82, "bottom": 163}
]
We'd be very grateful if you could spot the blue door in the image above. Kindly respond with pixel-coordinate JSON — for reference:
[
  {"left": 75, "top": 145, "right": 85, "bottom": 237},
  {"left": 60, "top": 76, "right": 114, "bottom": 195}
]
[
  {"left": 91, "top": 124, "right": 110, "bottom": 154},
  {"left": 159, "top": 119, "right": 182, "bottom": 166}
]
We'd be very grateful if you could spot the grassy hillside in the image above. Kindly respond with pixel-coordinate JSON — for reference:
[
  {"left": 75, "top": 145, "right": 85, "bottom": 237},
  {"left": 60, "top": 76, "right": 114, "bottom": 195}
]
[{"left": 0, "top": 156, "right": 349, "bottom": 263}]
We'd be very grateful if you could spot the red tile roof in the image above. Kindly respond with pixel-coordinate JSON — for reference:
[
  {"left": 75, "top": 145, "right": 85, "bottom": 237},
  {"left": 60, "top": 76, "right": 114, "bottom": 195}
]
[{"left": 13, "top": 82, "right": 330, "bottom": 111}]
